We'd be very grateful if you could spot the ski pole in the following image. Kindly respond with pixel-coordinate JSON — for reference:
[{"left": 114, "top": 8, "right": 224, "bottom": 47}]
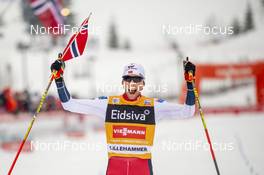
[
  {"left": 7, "top": 14, "right": 92, "bottom": 175},
  {"left": 186, "top": 61, "right": 220, "bottom": 175},
  {"left": 192, "top": 80, "right": 220, "bottom": 174},
  {"left": 8, "top": 52, "right": 66, "bottom": 175},
  {"left": 7, "top": 75, "right": 54, "bottom": 175}
]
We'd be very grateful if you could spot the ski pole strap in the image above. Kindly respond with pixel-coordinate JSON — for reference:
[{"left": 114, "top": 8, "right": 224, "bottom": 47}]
[
  {"left": 55, "top": 78, "right": 71, "bottom": 102},
  {"left": 186, "top": 82, "right": 195, "bottom": 105}
]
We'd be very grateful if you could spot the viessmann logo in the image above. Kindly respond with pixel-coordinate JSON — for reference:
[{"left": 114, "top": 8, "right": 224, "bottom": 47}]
[
  {"left": 111, "top": 109, "right": 150, "bottom": 121},
  {"left": 113, "top": 125, "right": 146, "bottom": 139}
]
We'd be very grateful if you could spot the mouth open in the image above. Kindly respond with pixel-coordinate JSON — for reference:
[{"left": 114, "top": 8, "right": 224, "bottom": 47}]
[{"left": 128, "top": 89, "right": 137, "bottom": 94}]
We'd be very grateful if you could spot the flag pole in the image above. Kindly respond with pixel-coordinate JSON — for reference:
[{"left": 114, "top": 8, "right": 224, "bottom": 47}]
[
  {"left": 7, "top": 76, "right": 53, "bottom": 175},
  {"left": 7, "top": 14, "right": 92, "bottom": 175}
]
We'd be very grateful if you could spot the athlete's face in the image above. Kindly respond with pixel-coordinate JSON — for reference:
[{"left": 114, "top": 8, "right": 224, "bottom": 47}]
[{"left": 122, "top": 75, "right": 145, "bottom": 94}]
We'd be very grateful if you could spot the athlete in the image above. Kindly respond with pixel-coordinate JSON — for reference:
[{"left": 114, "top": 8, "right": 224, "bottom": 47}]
[{"left": 51, "top": 56, "right": 196, "bottom": 175}]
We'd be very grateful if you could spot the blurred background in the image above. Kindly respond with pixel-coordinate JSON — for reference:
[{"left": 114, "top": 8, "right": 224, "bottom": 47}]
[{"left": 0, "top": 0, "right": 264, "bottom": 174}]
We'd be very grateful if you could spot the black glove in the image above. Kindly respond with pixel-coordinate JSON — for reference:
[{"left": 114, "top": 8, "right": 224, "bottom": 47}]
[
  {"left": 50, "top": 60, "right": 65, "bottom": 71},
  {"left": 50, "top": 60, "right": 65, "bottom": 80},
  {"left": 183, "top": 57, "right": 196, "bottom": 82},
  {"left": 183, "top": 57, "right": 195, "bottom": 75}
]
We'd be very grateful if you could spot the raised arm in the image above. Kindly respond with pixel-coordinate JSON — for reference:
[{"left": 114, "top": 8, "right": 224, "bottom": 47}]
[
  {"left": 51, "top": 59, "right": 107, "bottom": 120},
  {"left": 155, "top": 59, "right": 196, "bottom": 121},
  {"left": 155, "top": 83, "right": 195, "bottom": 121}
]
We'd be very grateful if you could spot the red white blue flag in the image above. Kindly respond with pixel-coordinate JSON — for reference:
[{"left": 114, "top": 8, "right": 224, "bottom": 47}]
[
  {"left": 62, "top": 16, "right": 90, "bottom": 61},
  {"left": 29, "top": 0, "right": 64, "bottom": 36}
]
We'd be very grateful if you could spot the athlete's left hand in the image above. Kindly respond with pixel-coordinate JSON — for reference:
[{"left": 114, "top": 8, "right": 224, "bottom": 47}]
[{"left": 183, "top": 57, "right": 196, "bottom": 82}]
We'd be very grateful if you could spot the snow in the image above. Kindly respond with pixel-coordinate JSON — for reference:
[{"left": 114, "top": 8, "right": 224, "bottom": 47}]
[
  {"left": 1, "top": 113, "right": 264, "bottom": 175},
  {"left": 1, "top": 0, "right": 263, "bottom": 94},
  {"left": 0, "top": 0, "right": 264, "bottom": 174}
]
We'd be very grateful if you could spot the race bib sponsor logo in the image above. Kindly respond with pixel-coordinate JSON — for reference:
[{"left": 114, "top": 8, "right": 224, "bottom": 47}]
[
  {"left": 108, "top": 144, "right": 149, "bottom": 153},
  {"left": 111, "top": 109, "right": 150, "bottom": 121},
  {"left": 106, "top": 104, "right": 155, "bottom": 124},
  {"left": 113, "top": 125, "right": 146, "bottom": 139}
]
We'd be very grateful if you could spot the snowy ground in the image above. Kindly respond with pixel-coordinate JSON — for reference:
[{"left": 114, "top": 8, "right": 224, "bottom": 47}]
[
  {"left": 1, "top": 113, "right": 264, "bottom": 175},
  {"left": 0, "top": 0, "right": 264, "bottom": 174}
]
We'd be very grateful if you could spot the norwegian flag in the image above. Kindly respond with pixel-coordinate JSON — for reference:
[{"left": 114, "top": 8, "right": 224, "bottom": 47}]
[
  {"left": 29, "top": 0, "right": 64, "bottom": 35},
  {"left": 62, "top": 16, "right": 90, "bottom": 61}
]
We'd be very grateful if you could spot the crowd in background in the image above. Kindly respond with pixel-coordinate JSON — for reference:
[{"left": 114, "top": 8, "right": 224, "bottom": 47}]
[{"left": 0, "top": 87, "right": 62, "bottom": 114}]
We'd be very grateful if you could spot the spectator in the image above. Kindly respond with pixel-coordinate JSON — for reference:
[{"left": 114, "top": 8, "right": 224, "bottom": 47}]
[
  {"left": 2, "top": 88, "right": 18, "bottom": 114},
  {"left": 0, "top": 88, "right": 62, "bottom": 114}
]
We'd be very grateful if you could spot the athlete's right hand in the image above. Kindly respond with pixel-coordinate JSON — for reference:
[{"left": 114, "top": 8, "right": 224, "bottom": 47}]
[{"left": 50, "top": 54, "right": 65, "bottom": 79}]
